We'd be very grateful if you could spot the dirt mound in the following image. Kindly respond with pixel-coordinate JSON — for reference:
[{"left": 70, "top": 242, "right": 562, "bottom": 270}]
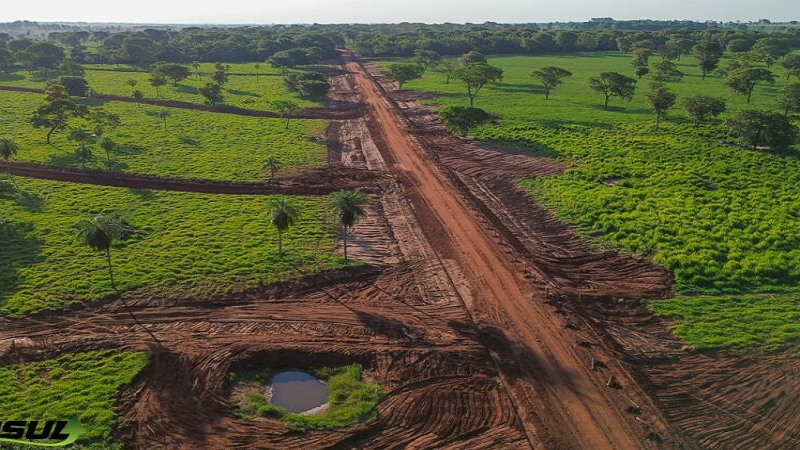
[{"left": 1, "top": 161, "right": 385, "bottom": 195}]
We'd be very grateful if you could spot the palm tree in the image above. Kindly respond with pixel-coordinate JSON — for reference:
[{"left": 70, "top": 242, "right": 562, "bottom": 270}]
[
  {"left": 262, "top": 156, "right": 282, "bottom": 181},
  {"left": 75, "top": 143, "right": 93, "bottom": 168},
  {"left": 254, "top": 63, "right": 261, "bottom": 82},
  {"left": 267, "top": 196, "right": 299, "bottom": 257},
  {"left": 75, "top": 214, "right": 161, "bottom": 345},
  {"left": 125, "top": 79, "right": 137, "bottom": 95},
  {"left": 132, "top": 89, "right": 144, "bottom": 107},
  {"left": 99, "top": 136, "right": 117, "bottom": 164},
  {"left": 330, "top": 190, "right": 368, "bottom": 264},
  {"left": 192, "top": 61, "right": 201, "bottom": 80},
  {"left": 0, "top": 137, "right": 19, "bottom": 188},
  {"left": 150, "top": 74, "right": 166, "bottom": 98},
  {"left": 157, "top": 109, "right": 170, "bottom": 130}
]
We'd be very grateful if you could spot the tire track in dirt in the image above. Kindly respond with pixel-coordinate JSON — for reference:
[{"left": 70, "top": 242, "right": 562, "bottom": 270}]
[{"left": 344, "top": 51, "right": 655, "bottom": 450}]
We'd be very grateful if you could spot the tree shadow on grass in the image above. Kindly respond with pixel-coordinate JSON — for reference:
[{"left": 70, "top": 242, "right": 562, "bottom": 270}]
[
  {"left": 225, "top": 88, "right": 260, "bottom": 97},
  {"left": 115, "top": 143, "right": 148, "bottom": 157},
  {"left": 174, "top": 84, "right": 198, "bottom": 95},
  {"left": 13, "top": 190, "right": 46, "bottom": 212},
  {"left": 0, "top": 72, "right": 25, "bottom": 82},
  {"left": 0, "top": 220, "right": 43, "bottom": 310},
  {"left": 490, "top": 82, "right": 545, "bottom": 95}
]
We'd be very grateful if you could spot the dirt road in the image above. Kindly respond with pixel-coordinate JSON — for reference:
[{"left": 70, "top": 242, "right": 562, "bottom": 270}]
[{"left": 344, "top": 53, "right": 646, "bottom": 450}]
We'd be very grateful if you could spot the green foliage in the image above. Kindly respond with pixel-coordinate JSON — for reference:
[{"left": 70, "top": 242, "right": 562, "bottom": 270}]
[
  {"left": 453, "top": 62, "right": 503, "bottom": 106},
  {"left": 645, "top": 82, "right": 677, "bottom": 129},
  {"left": 383, "top": 63, "right": 425, "bottom": 90},
  {"left": 725, "top": 67, "right": 776, "bottom": 103},
  {"left": 56, "top": 76, "right": 90, "bottom": 96},
  {"left": 437, "top": 105, "right": 491, "bottom": 136},
  {"left": 0, "top": 351, "right": 148, "bottom": 444},
  {"left": 650, "top": 294, "right": 800, "bottom": 350},
  {"left": 233, "top": 365, "right": 383, "bottom": 430},
  {"left": 196, "top": 82, "right": 224, "bottom": 105},
  {"left": 1, "top": 90, "right": 326, "bottom": 181},
  {"left": 692, "top": 42, "right": 724, "bottom": 79},
  {"left": 0, "top": 64, "right": 319, "bottom": 110},
  {"left": 682, "top": 94, "right": 727, "bottom": 125},
  {"left": 726, "top": 108, "right": 797, "bottom": 150},
  {"left": 587, "top": 71, "right": 637, "bottom": 110},
  {"left": 530, "top": 66, "right": 572, "bottom": 99},
  {"left": 0, "top": 178, "right": 344, "bottom": 316}
]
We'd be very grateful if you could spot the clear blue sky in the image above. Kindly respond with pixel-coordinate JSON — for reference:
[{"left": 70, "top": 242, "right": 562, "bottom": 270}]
[{"left": 4, "top": 0, "right": 799, "bottom": 24}]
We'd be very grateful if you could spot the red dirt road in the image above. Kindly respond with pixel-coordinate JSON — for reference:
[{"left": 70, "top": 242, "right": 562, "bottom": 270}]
[{"left": 345, "top": 53, "right": 646, "bottom": 450}]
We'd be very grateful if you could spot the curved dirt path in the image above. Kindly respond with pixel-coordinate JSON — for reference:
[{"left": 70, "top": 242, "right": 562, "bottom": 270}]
[
  {"left": 344, "top": 52, "right": 647, "bottom": 450},
  {"left": 0, "top": 85, "right": 364, "bottom": 120},
  {"left": 1, "top": 161, "right": 382, "bottom": 195}
]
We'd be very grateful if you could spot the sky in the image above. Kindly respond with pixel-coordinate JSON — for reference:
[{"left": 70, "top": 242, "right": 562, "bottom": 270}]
[{"left": 2, "top": 0, "right": 799, "bottom": 24}]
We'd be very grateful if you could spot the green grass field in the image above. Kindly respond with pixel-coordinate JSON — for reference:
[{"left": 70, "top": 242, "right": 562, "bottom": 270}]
[
  {"left": 0, "top": 178, "right": 343, "bottom": 317},
  {"left": 0, "top": 90, "right": 327, "bottom": 180},
  {"left": 0, "top": 350, "right": 148, "bottom": 446},
  {"left": 389, "top": 52, "right": 800, "bottom": 351},
  {"left": 0, "top": 64, "right": 317, "bottom": 111}
]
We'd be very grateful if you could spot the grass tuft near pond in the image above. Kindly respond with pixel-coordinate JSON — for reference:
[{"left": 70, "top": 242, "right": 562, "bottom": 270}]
[{"left": 231, "top": 364, "right": 383, "bottom": 429}]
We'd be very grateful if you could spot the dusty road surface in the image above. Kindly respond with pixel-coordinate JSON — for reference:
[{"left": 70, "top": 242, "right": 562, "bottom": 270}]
[{"left": 343, "top": 52, "right": 648, "bottom": 450}]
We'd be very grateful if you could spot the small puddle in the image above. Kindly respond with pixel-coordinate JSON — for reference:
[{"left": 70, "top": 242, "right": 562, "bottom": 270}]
[{"left": 269, "top": 371, "right": 329, "bottom": 414}]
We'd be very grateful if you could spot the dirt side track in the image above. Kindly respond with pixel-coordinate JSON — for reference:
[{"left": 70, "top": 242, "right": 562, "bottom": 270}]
[{"left": 0, "top": 161, "right": 383, "bottom": 195}]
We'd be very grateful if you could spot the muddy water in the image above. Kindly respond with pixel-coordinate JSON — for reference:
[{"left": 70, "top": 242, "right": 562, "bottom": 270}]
[{"left": 269, "top": 371, "right": 329, "bottom": 414}]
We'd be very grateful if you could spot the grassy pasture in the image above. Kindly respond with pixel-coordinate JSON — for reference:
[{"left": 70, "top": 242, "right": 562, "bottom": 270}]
[
  {"left": 389, "top": 52, "right": 800, "bottom": 350},
  {"left": 0, "top": 350, "right": 149, "bottom": 446},
  {"left": 0, "top": 64, "right": 317, "bottom": 111},
  {"left": 0, "top": 178, "right": 343, "bottom": 317},
  {"left": 0, "top": 90, "right": 327, "bottom": 181}
]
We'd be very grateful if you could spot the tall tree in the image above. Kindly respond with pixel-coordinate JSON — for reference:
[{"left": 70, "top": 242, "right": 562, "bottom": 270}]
[
  {"left": 30, "top": 99, "right": 87, "bottom": 144},
  {"left": 530, "top": 66, "right": 572, "bottom": 100},
  {"left": 267, "top": 196, "right": 300, "bottom": 257},
  {"left": 413, "top": 49, "right": 441, "bottom": 69},
  {"left": 149, "top": 73, "right": 166, "bottom": 98},
  {"left": 384, "top": 63, "right": 425, "bottom": 90},
  {"left": 197, "top": 82, "right": 224, "bottom": 104},
  {"left": 262, "top": 156, "right": 282, "bottom": 181},
  {"left": 453, "top": 63, "right": 504, "bottom": 107},
  {"left": 726, "top": 109, "right": 797, "bottom": 151},
  {"left": 156, "top": 109, "right": 170, "bottom": 130},
  {"left": 271, "top": 100, "right": 299, "bottom": 129},
  {"left": 75, "top": 213, "right": 160, "bottom": 345},
  {"left": 0, "top": 137, "right": 19, "bottom": 187},
  {"left": 682, "top": 95, "right": 726, "bottom": 125},
  {"left": 587, "top": 72, "right": 637, "bottom": 110},
  {"left": 437, "top": 58, "right": 458, "bottom": 84},
  {"left": 99, "top": 136, "right": 117, "bottom": 163},
  {"left": 254, "top": 63, "right": 261, "bottom": 81},
  {"left": 330, "top": 189, "right": 368, "bottom": 264},
  {"left": 646, "top": 83, "right": 677, "bottom": 130},
  {"left": 780, "top": 54, "right": 800, "bottom": 80},
  {"left": 74, "top": 143, "right": 93, "bottom": 167},
  {"left": 125, "top": 78, "right": 138, "bottom": 95},
  {"left": 725, "top": 67, "right": 775, "bottom": 103},
  {"left": 692, "top": 42, "right": 723, "bottom": 80},
  {"left": 778, "top": 82, "right": 800, "bottom": 117},
  {"left": 650, "top": 60, "right": 684, "bottom": 82},
  {"left": 211, "top": 62, "right": 228, "bottom": 85}
]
